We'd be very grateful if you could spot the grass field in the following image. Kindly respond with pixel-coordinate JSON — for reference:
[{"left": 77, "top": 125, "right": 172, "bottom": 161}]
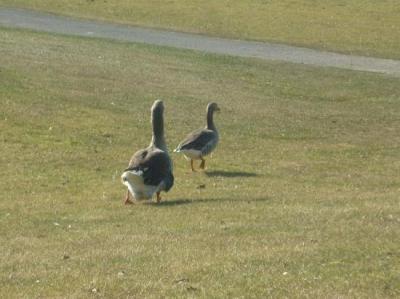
[
  {"left": 1, "top": 27, "right": 400, "bottom": 298},
  {"left": 1, "top": 0, "right": 400, "bottom": 59}
]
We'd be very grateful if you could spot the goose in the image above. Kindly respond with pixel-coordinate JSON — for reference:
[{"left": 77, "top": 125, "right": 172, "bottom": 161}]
[
  {"left": 121, "top": 100, "right": 174, "bottom": 204},
  {"left": 174, "top": 102, "right": 220, "bottom": 171}
]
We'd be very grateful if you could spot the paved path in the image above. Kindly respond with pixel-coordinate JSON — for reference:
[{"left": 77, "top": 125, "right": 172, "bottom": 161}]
[{"left": 1, "top": 7, "right": 400, "bottom": 77}]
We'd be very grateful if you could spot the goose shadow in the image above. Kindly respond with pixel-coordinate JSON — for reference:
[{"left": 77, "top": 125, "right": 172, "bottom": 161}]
[
  {"left": 146, "top": 196, "right": 270, "bottom": 207},
  {"left": 204, "top": 170, "right": 258, "bottom": 178},
  {"left": 144, "top": 199, "right": 192, "bottom": 207}
]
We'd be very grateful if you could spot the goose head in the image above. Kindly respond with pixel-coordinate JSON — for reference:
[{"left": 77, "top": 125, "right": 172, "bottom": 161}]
[
  {"left": 207, "top": 102, "right": 220, "bottom": 114},
  {"left": 151, "top": 99, "right": 164, "bottom": 118}
]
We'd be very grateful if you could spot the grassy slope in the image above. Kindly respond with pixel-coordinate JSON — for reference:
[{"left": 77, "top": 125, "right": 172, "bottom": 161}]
[
  {"left": 1, "top": 0, "right": 400, "bottom": 59},
  {"left": 0, "top": 28, "right": 400, "bottom": 298}
]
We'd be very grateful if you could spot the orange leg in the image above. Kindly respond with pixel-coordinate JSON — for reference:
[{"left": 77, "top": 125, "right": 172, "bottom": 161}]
[
  {"left": 156, "top": 192, "right": 162, "bottom": 203},
  {"left": 124, "top": 190, "right": 134, "bottom": 205},
  {"left": 200, "top": 158, "right": 206, "bottom": 170},
  {"left": 190, "top": 159, "right": 196, "bottom": 172}
]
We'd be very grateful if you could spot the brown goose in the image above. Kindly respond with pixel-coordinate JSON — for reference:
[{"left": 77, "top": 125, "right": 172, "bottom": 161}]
[
  {"left": 121, "top": 100, "right": 174, "bottom": 204},
  {"left": 174, "top": 102, "right": 220, "bottom": 171}
]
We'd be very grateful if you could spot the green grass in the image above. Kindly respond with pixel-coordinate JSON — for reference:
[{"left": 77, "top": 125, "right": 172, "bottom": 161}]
[
  {"left": 1, "top": 27, "right": 400, "bottom": 298},
  {"left": 1, "top": 0, "right": 400, "bottom": 59}
]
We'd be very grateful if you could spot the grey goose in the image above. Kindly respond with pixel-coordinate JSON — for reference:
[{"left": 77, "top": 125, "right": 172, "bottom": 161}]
[
  {"left": 121, "top": 100, "right": 174, "bottom": 204},
  {"left": 174, "top": 102, "right": 220, "bottom": 171}
]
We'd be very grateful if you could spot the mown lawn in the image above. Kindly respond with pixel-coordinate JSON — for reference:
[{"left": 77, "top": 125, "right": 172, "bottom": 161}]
[
  {"left": 0, "top": 28, "right": 399, "bottom": 298},
  {"left": 1, "top": 0, "right": 400, "bottom": 59}
]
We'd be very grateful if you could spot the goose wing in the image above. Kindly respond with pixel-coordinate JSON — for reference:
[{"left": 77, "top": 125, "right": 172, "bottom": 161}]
[
  {"left": 126, "top": 148, "right": 173, "bottom": 190},
  {"left": 176, "top": 129, "right": 216, "bottom": 152}
]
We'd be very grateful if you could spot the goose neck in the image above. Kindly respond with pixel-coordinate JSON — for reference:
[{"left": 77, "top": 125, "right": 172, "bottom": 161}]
[
  {"left": 150, "top": 109, "right": 167, "bottom": 150},
  {"left": 206, "top": 109, "right": 216, "bottom": 130}
]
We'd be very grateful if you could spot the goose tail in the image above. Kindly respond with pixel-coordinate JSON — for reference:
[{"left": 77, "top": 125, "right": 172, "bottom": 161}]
[{"left": 121, "top": 170, "right": 144, "bottom": 185}]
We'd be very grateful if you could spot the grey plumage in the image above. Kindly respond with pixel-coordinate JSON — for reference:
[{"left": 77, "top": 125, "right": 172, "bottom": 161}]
[
  {"left": 174, "top": 102, "right": 220, "bottom": 171},
  {"left": 121, "top": 100, "right": 174, "bottom": 202},
  {"left": 125, "top": 147, "right": 174, "bottom": 191},
  {"left": 175, "top": 129, "right": 218, "bottom": 155}
]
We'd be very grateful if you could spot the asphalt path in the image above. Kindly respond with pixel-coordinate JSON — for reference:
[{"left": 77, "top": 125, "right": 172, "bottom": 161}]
[{"left": 1, "top": 7, "right": 400, "bottom": 77}]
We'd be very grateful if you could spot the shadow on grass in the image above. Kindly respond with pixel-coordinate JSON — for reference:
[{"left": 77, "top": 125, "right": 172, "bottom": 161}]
[
  {"left": 205, "top": 170, "right": 258, "bottom": 178},
  {"left": 145, "top": 196, "right": 270, "bottom": 207},
  {"left": 145, "top": 199, "right": 193, "bottom": 207}
]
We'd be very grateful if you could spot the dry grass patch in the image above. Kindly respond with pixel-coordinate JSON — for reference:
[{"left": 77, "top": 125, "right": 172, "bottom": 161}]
[{"left": 0, "top": 28, "right": 399, "bottom": 298}]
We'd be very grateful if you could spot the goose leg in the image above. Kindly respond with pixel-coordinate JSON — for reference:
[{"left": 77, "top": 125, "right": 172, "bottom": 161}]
[
  {"left": 156, "top": 192, "right": 162, "bottom": 203},
  {"left": 190, "top": 159, "right": 196, "bottom": 172},
  {"left": 200, "top": 158, "right": 206, "bottom": 170},
  {"left": 124, "top": 190, "right": 134, "bottom": 205}
]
